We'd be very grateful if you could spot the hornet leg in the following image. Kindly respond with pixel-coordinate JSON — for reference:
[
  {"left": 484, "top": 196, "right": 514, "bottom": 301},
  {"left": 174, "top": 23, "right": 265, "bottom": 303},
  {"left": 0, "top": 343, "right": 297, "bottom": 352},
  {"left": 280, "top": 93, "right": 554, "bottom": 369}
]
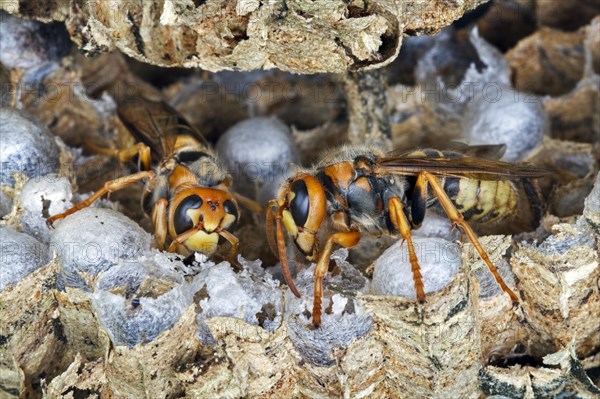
[
  {"left": 312, "top": 230, "right": 361, "bottom": 327},
  {"left": 388, "top": 196, "right": 426, "bottom": 303},
  {"left": 85, "top": 141, "right": 152, "bottom": 171},
  {"left": 233, "top": 192, "right": 264, "bottom": 214},
  {"left": 421, "top": 172, "right": 520, "bottom": 305},
  {"left": 151, "top": 198, "right": 168, "bottom": 251},
  {"left": 47, "top": 170, "right": 155, "bottom": 227}
]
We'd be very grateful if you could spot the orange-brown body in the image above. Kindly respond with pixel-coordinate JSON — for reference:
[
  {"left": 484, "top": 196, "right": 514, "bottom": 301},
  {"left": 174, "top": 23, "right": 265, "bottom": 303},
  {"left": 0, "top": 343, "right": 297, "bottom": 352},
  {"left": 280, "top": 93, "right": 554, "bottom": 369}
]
[
  {"left": 269, "top": 144, "right": 547, "bottom": 327},
  {"left": 48, "top": 97, "right": 240, "bottom": 258},
  {"left": 140, "top": 134, "right": 239, "bottom": 256}
]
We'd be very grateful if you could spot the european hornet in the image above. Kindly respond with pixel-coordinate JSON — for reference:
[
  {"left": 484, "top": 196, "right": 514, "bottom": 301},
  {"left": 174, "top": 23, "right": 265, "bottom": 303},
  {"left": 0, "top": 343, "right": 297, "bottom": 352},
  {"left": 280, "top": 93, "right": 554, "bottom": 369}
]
[
  {"left": 268, "top": 144, "right": 549, "bottom": 327},
  {"left": 47, "top": 93, "right": 258, "bottom": 259}
]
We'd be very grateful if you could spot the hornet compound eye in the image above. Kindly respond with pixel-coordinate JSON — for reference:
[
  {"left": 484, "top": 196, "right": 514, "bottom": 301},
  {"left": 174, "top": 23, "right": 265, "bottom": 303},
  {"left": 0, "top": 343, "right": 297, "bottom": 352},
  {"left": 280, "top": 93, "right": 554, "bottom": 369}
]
[
  {"left": 174, "top": 195, "right": 203, "bottom": 234},
  {"left": 289, "top": 179, "right": 309, "bottom": 227},
  {"left": 222, "top": 199, "right": 238, "bottom": 230}
]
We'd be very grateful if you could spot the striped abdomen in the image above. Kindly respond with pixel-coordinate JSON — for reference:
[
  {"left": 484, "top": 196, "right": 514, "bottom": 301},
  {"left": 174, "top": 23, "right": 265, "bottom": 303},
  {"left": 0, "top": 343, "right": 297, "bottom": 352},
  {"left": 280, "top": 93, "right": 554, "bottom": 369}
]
[
  {"left": 442, "top": 177, "right": 518, "bottom": 224},
  {"left": 404, "top": 148, "right": 522, "bottom": 225}
]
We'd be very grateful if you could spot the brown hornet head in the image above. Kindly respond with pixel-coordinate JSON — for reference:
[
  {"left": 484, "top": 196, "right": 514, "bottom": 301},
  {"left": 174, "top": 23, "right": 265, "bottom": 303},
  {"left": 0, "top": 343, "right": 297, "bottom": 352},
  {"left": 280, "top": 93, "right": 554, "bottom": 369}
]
[
  {"left": 267, "top": 174, "right": 326, "bottom": 298},
  {"left": 169, "top": 187, "right": 238, "bottom": 255}
]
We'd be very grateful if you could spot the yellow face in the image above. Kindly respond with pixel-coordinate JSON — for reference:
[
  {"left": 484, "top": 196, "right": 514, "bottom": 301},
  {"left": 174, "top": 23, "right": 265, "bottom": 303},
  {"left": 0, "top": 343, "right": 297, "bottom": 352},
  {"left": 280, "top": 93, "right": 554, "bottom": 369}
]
[
  {"left": 184, "top": 230, "right": 220, "bottom": 255},
  {"left": 169, "top": 187, "right": 238, "bottom": 255}
]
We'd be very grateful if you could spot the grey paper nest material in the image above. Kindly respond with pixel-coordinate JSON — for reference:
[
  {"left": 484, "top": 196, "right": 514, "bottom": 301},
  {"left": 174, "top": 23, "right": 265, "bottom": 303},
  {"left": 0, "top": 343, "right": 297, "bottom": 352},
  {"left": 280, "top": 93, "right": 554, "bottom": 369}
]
[
  {"left": 2, "top": 3, "right": 600, "bottom": 398},
  {"left": 1, "top": 0, "right": 488, "bottom": 73},
  {"left": 1, "top": 178, "right": 599, "bottom": 398},
  {"left": 0, "top": 108, "right": 61, "bottom": 187}
]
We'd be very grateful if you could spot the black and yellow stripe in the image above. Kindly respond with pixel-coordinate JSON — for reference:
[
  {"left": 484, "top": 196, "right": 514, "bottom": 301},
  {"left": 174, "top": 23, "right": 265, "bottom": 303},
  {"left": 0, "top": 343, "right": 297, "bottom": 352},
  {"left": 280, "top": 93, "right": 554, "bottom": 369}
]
[{"left": 442, "top": 176, "right": 517, "bottom": 224}]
